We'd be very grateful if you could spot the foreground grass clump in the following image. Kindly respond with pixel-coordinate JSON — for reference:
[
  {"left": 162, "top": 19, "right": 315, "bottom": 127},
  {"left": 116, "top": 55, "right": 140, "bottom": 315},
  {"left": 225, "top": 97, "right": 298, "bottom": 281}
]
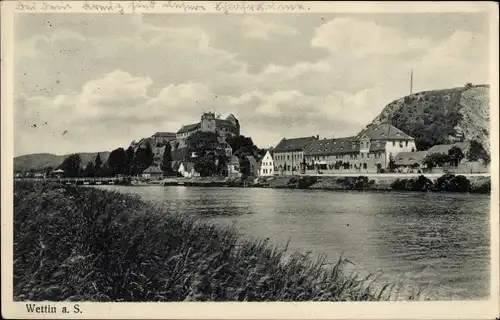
[{"left": 14, "top": 181, "right": 412, "bottom": 302}]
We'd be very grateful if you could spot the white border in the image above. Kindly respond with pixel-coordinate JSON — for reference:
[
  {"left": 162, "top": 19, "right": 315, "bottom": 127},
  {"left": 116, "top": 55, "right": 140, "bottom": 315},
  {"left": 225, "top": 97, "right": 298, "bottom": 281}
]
[{"left": 1, "top": 1, "right": 499, "bottom": 319}]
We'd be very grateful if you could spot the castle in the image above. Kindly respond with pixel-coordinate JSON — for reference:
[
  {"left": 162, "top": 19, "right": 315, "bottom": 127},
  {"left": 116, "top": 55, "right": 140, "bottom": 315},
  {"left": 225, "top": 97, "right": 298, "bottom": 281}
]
[{"left": 176, "top": 112, "right": 240, "bottom": 148}]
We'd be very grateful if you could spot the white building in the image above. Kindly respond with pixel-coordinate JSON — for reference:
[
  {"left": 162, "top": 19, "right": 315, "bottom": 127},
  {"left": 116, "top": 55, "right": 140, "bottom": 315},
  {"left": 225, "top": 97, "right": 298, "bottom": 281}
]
[
  {"left": 259, "top": 150, "right": 275, "bottom": 176},
  {"left": 178, "top": 162, "right": 200, "bottom": 178}
]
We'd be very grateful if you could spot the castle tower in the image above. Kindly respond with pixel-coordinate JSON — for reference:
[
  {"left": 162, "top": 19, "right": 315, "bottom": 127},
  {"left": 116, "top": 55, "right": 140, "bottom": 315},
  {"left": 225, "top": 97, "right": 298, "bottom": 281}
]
[{"left": 201, "top": 112, "right": 216, "bottom": 132}]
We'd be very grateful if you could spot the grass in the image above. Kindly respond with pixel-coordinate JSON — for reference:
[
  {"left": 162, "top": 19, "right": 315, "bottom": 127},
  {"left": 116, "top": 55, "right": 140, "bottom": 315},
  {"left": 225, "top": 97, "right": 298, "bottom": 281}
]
[{"left": 14, "top": 181, "right": 422, "bottom": 302}]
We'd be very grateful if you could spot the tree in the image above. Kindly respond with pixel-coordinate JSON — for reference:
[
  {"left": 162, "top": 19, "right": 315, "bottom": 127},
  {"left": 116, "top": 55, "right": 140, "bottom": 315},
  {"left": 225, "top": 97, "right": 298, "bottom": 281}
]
[
  {"left": 410, "top": 163, "right": 420, "bottom": 169},
  {"left": 187, "top": 132, "right": 227, "bottom": 177},
  {"left": 134, "top": 142, "right": 154, "bottom": 174},
  {"left": 107, "top": 148, "right": 128, "bottom": 176},
  {"left": 448, "top": 146, "right": 465, "bottom": 167},
  {"left": 83, "top": 161, "right": 96, "bottom": 177},
  {"left": 423, "top": 153, "right": 449, "bottom": 171},
  {"left": 58, "top": 154, "right": 82, "bottom": 177},
  {"left": 239, "top": 155, "right": 251, "bottom": 177},
  {"left": 216, "top": 153, "right": 229, "bottom": 176},
  {"left": 187, "top": 131, "right": 219, "bottom": 154},
  {"left": 467, "top": 140, "right": 490, "bottom": 165},
  {"left": 161, "top": 143, "right": 173, "bottom": 175},
  {"left": 95, "top": 153, "right": 102, "bottom": 172},
  {"left": 97, "top": 163, "right": 112, "bottom": 177},
  {"left": 125, "top": 146, "right": 135, "bottom": 175},
  {"left": 226, "top": 135, "right": 254, "bottom": 155},
  {"left": 388, "top": 153, "right": 397, "bottom": 171}
]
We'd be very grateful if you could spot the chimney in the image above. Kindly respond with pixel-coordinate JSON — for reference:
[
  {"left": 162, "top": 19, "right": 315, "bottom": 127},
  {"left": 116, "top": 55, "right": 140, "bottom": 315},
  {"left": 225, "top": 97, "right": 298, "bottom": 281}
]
[{"left": 316, "top": 135, "right": 319, "bottom": 140}]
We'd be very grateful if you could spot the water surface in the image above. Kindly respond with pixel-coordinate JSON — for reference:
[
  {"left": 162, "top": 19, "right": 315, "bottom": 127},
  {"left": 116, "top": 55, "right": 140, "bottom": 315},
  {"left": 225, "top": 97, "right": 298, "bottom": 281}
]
[{"left": 97, "top": 185, "right": 490, "bottom": 300}]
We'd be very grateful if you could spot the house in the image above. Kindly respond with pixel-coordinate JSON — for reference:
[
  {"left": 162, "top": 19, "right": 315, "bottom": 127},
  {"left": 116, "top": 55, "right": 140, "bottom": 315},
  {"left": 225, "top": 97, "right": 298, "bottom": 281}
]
[
  {"left": 426, "top": 142, "right": 470, "bottom": 162},
  {"left": 303, "top": 123, "right": 416, "bottom": 174},
  {"left": 176, "top": 112, "right": 240, "bottom": 149},
  {"left": 393, "top": 151, "right": 428, "bottom": 171},
  {"left": 52, "top": 169, "right": 65, "bottom": 178},
  {"left": 247, "top": 156, "right": 260, "bottom": 177},
  {"left": 273, "top": 136, "right": 318, "bottom": 175},
  {"left": 259, "top": 150, "right": 275, "bottom": 176},
  {"left": 151, "top": 132, "right": 176, "bottom": 146},
  {"left": 178, "top": 162, "right": 200, "bottom": 178},
  {"left": 228, "top": 156, "right": 241, "bottom": 178},
  {"left": 142, "top": 165, "right": 163, "bottom": 180}
]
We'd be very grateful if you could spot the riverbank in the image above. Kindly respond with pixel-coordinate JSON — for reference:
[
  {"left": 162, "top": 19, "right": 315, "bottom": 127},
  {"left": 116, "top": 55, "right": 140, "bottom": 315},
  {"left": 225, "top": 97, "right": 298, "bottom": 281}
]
[
  {"left": 257, "top": 174, "right": 491, "bottom": 194},
  {"left": 152, "top": 174, "right": 491, "bottom": 194},
  {"left": 14, "top": 181, "right": 421, "bottom": 302}
]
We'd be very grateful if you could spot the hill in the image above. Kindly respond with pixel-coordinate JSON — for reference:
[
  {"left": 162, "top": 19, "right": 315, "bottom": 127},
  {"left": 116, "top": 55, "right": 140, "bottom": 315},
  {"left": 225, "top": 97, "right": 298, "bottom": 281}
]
[
  {"left": 371, "top": 84, "right": 490, "bottom": 152},
  {"left": 14, "top": 152, "right": 110, "bottom": 172}
]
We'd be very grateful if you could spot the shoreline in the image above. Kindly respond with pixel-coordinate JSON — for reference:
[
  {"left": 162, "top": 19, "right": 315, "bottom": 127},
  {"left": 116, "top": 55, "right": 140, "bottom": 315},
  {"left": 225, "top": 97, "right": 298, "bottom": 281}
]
[
  {"left": 19, "top": 173, "right": 491, "bottom": 194},
  {"left": 154, "top": 173, "right": 491, "bottom": 194}
]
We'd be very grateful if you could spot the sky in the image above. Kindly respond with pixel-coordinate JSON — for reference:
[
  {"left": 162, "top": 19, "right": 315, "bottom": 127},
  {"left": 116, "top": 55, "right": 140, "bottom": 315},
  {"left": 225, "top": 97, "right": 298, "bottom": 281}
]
[{"left": 13, "top": 12, "right": 490, "bottom": 156}]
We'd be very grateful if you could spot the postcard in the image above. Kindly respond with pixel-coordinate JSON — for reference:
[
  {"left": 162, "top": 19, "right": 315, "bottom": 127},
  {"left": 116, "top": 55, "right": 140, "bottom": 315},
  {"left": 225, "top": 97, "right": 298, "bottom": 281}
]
[{"left": 1, "top": 1, "right": 499, "bottom": 319}]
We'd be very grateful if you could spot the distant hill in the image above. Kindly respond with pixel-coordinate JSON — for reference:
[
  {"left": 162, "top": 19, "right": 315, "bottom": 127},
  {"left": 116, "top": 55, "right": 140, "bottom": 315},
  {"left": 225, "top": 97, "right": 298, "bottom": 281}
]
[
  {"left": 14, "top": 152, "right": 110, "bottom": 172},
  {"left": 371, "top": 84, "right": 490, "bottom": 152}
]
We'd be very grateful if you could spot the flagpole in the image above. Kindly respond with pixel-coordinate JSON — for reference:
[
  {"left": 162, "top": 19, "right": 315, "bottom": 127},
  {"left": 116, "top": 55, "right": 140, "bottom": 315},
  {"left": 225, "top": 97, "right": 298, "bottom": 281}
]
[{"left": 410, "top": 68, "right": 413, "bottom": 95}]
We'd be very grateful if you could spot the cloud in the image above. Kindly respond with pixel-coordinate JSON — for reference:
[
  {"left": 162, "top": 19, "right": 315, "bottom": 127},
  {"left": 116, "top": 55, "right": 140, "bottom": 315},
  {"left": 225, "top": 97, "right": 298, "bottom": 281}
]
[
  {"left": 14, "top": 14, "right": 490, "bottom": 156},
  {"left": 240, "top": 16, "right": 300, "bottom": 39},
  {"left": 311, "top": 17, "right": 431, "bottom": 58}
]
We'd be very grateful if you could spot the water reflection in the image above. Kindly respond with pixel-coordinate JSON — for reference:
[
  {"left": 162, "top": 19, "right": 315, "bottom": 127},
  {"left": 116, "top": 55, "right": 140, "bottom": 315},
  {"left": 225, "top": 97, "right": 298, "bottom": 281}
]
[{"left": 96, "top": 185, "right": 490, "bottom": 300}]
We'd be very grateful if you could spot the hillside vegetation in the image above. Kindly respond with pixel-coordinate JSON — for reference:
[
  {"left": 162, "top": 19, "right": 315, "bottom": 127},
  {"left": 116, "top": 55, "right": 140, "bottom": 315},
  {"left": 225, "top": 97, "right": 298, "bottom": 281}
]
[
  {"left": 14, "top": 152, "right": 110, "bottom": 172},
  {"left": 371, "top": 84, "right": 490, "bottom": 152}
]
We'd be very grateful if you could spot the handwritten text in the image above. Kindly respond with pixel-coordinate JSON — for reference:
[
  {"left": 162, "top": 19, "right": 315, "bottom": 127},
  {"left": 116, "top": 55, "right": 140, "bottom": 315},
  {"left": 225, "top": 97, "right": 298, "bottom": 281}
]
[{"left": 82, "top": 1, "right": 125, "bottom": 14}]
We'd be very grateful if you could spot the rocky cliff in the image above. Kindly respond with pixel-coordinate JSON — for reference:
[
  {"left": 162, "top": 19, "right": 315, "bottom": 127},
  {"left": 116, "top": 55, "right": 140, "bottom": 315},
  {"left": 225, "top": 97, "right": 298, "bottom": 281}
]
[{"left": 371, "top": 84, "right": 490, "bottom": 152}]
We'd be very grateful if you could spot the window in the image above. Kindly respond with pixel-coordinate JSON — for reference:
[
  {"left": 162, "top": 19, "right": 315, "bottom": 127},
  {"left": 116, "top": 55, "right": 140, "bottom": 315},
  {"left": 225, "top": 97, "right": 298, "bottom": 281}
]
[
  {"left": 287, "top": 155, "right": 290, "bottom": 160},
  {"left": 361, "top": 153, "right": 364, "bottom": 158},
  {"left": 392, "top": 141, "right": 395, "bottom": 146},
  {"left": 367, "top": 153, "right": 370, "bottom": 158},
  {"left": 405, "top": 141, "right": 408, "bottom": 147}
]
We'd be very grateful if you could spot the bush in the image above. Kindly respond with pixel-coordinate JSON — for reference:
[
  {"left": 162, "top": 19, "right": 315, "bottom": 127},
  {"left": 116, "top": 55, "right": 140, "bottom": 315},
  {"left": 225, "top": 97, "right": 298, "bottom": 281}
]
[
  {"left": 297, "top": 176, "right": 318, "bottom": 189},
  {"left": 390, "top": 175, "right": 433, "bottom": 192},
  {"left": 470, "top": 180, "right": 491, "bottom": 194},
  {"left": 337, "top": 176, "right": 374, "bottom": 190},
  {"left": 434, "top": 174, "right": 471, "bottom": 193},
  {"left": 15, "top": 181, "right": 412, "bottom": 302}
]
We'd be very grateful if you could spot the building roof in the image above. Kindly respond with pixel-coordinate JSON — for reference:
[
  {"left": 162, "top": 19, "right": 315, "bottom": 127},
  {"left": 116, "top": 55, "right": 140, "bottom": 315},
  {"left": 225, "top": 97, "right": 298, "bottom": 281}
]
[
  {"left": 304, "top": 137, "right": 359, "bottom": 155},
  {"left": 356, "top": 123, "right": 414, "bottom": 140},
  {"left": 427, "top": 142, "right": 469, "bottom": 155},
  {"left": 274, "top": 136, "right": 317, "bottom": 153},
  {"left": 177, "top": 123, "right": 200, "bottom": 134},
  {"left": 394, "top": 151, "right": 428, "bottom": 166},
  {"left": 152, "top": 132, "right": 176, "bottom": 139},
  {"left": 263, "top": 149, "right": 274, "bottom": 158},
  {"left": 215, "top": 119, "right": 235, "bottom": 127}
]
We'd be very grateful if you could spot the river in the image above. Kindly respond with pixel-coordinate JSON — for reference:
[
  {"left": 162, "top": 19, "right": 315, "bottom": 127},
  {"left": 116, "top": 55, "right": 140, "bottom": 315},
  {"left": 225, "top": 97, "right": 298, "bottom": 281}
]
[{"left": 96, "top": 185, "right": 490, "bottom": 301}]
